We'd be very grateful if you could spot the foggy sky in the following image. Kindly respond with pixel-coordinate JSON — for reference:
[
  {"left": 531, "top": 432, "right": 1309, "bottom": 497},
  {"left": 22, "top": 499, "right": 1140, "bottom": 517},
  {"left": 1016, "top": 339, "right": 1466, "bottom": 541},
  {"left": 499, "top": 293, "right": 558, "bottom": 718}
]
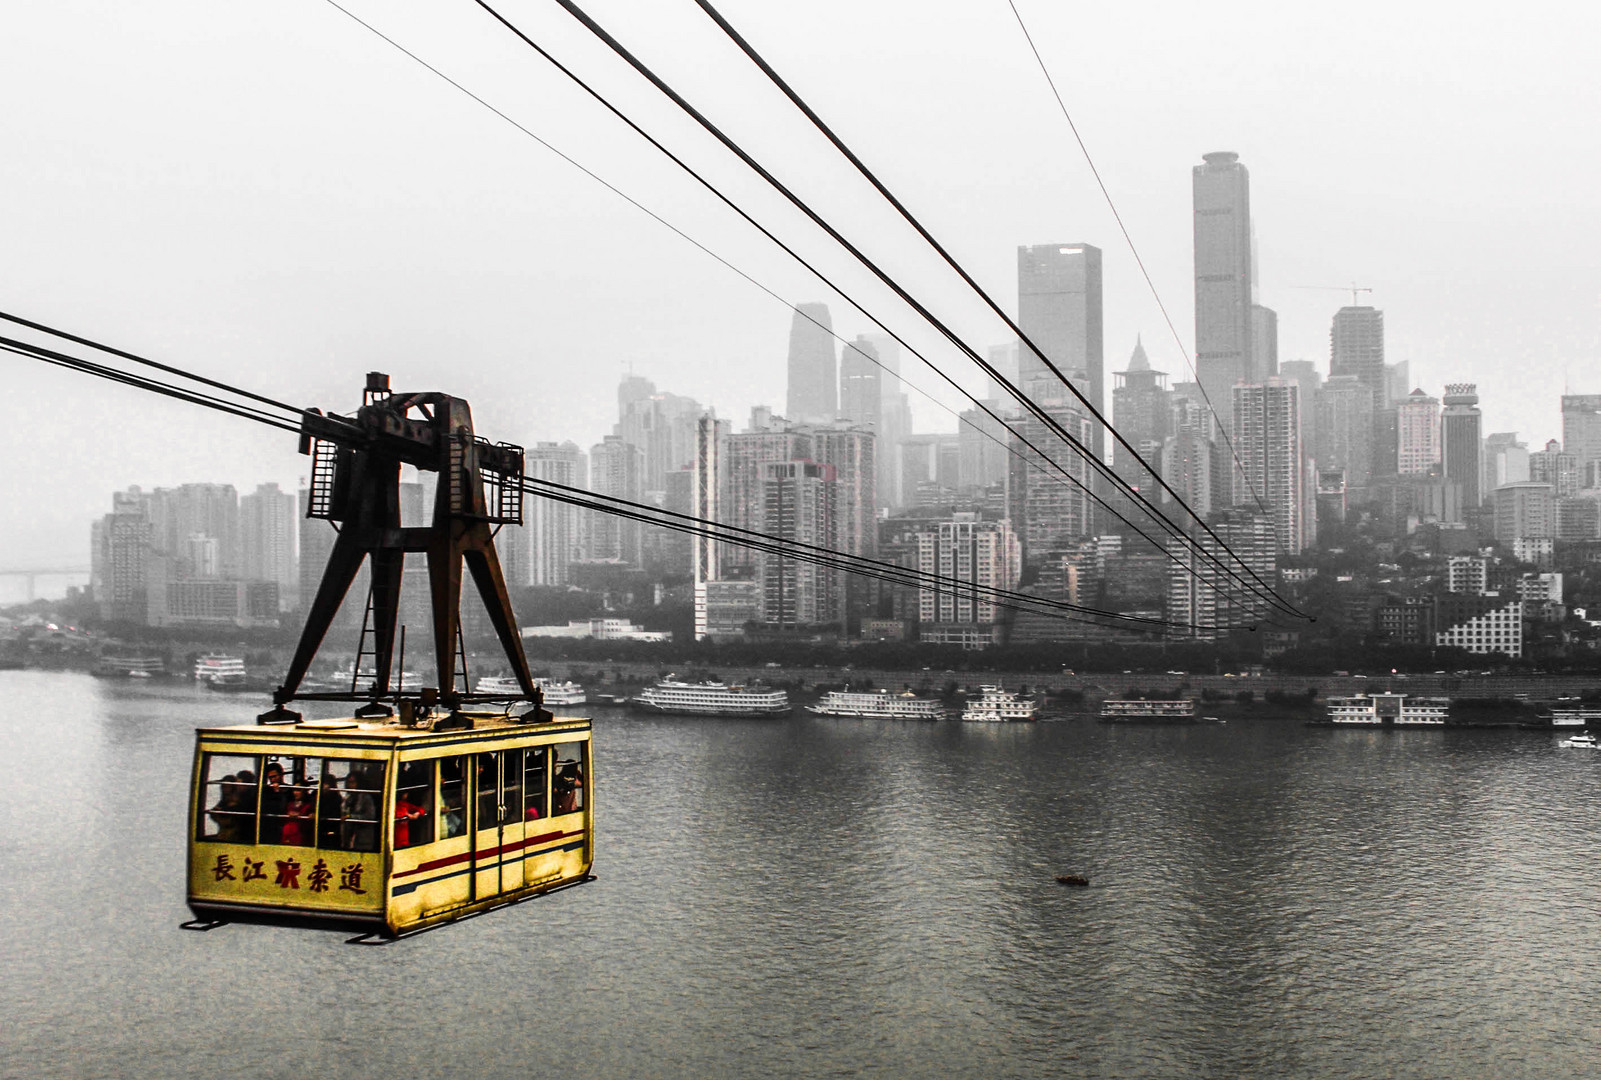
[{"left": 3, "top": 0, "right": 1597, "bottom": 569}]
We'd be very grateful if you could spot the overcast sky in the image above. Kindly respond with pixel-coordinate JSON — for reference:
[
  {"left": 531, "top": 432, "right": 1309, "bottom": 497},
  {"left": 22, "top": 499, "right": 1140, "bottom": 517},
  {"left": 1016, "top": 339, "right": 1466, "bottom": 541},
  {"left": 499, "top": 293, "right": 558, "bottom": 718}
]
[{"left": 3, "top": 0, "right": 1598, "bottom": 572}]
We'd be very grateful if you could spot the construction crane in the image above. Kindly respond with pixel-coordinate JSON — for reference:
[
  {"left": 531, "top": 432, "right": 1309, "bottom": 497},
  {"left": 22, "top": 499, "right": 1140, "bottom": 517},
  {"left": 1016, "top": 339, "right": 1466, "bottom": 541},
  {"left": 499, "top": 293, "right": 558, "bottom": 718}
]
[{"left": 1290, "top": 283, "right": 1373, "bottom": 306}]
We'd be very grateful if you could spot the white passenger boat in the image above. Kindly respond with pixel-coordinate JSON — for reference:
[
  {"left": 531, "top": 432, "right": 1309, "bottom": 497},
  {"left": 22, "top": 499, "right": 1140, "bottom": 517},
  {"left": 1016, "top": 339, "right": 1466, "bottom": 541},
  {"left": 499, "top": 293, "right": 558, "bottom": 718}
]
[
  {"left": 474, "top": 675, "right": 587, "bottom": 705},
  {"left": 632, "top": 679, "right": 791, "bottom": 717},
  {"left": 961, "top": 685, "right": 1038, "bottom": 723},
  {"left": 1100, "top": 699, "right": 1197, "bottom": 723},
  {"left": 193, "top": 654, "right": 247, "bottom": 687},
  {"left": 1558, "top": 732, "right": 1600, "bottom": 749},
  {"left": 1325, "top": 692, "right": 1449, "bottom": 726},
  {"left": 808, "top": 689, "right": 943, "bottom": 720},
  {"left": 1545, "top": 704, "right": 1601, "bottom": 728}
]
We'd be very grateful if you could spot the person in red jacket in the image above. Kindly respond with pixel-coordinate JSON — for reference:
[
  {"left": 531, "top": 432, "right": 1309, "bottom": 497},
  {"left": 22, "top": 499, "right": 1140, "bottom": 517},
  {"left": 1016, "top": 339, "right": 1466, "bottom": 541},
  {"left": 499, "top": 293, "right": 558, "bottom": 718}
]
[{"left": 394, "top": 790, "right": 428, "bottom": 849}]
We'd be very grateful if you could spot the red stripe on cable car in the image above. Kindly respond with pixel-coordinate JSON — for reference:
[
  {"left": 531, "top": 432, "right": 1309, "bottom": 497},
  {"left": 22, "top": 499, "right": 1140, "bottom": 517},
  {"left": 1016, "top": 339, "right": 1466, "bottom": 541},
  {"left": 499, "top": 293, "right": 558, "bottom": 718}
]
[{"left": 391, "top": 828, "right": 584, "bottom": 879}]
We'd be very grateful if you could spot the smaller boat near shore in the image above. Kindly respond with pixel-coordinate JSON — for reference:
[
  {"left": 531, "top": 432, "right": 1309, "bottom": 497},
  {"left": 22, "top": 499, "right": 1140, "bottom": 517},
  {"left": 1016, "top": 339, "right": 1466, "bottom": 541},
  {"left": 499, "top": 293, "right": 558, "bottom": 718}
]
[
  {"left": 1558, "top": 732, "right": 1600, "bottom": 749},
  {"left": 1100, "top": 699, "right": 1197, "bottom": 723},
  {"left": 474, "top": 675, "right": 588, "bottom": 705},
  {"left": 809, "top": 689, "right": 943, "bottom": 720},
  {"left": 962, "top": 685, "right": 1038, "bottom": 722}
]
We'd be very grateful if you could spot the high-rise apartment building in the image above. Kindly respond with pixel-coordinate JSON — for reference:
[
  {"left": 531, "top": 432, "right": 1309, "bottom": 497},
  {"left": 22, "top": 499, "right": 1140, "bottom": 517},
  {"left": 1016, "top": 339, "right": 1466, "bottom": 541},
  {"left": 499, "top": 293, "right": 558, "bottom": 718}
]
[
  {"left": 146, "top": 483, "right": 241, "bottom": 580},
  {"left": 1561, "top": 394, "right": 1601, "bottom": 478},
  {"left": 915, "top": 516, "right": 1019, "bottom": 647},
  {"left": 760, "top": 460, "right": 841, "bottom": 628},
  {"left": 1441, "top": 384, "right": 1483, "bottom": 508},
  {"left": 1232, "top": 379, "right": 1304, "bottom": 553},
  {"left": 588, "top": 435, "right": 643, "bottom": 565},
  {"left": 1111, "top": 337, "right": 1170, "bottom": 495},
  {"left": 1396, "top": 389, "right": 1441, "bottom": 475},
  {"left": 1492, "top": 481, "right": 1555, "bottom": 543},
  {"left": 723, "top": 423, "right": 812, "bottom": 571},
  {"left": 1161, "top": 397, "right": 1216, "bottom": 520},
  {"left": 1483, "top": 432, "right": 1530, "bottom": 491},
  {"left": 1018, "top": 243, "right": 1103, "bottom": 457},
  {"left": 1165, "top": 511, "right": 1276, "bottom": 641},
  {"left": 1330, "top": 306, "right": 1385, "bottom": 409},
  {"left": 94, "top": 488, "right": 153, "bottom": 622},
  {"left": 1530, "top": 439, "right": 1579, "bottom": 498},
  {"left": 615, "top": 376, "right": 703, "bottom": 496},
  {"left": 786, "top": 303, "right": 837, "bottom": 424},
  {"left": 1006, "top": 388, "right": 1095, "bottom": 567},
  {"left": 1277, "top": 360, "right": 1321, "bottom": 459},
  {"left": 807, "top": 426, "right": 876, "bottom": 560},
  {"left": 1251, "top": 304, "right": 1278, "bottom": 378},
  {"left": 1193, "top": 151, "right": 1254, "bottom": 425},
  {"left": 240, "top": 482, "right": 297, "bottom": 612},
  {"left": 516, "top": 441, "right": 586, "bottom": 586},
  {"left": 957, "top": 404, "right": 1011, "bottom": 491}
]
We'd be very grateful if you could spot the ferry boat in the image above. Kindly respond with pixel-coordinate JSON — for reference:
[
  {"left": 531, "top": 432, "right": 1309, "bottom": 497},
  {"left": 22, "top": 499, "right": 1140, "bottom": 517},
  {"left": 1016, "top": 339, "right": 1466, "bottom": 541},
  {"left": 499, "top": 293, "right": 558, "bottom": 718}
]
[
  {"left": 93, "top": 655, "right": 165, "bottom": 678},
  {"left": 631, "top": 679, "right": 790, "bottom": 717},
  {"left": 1558, "top": 732, "right": 1600, "bottom": 749},
  {"left": 961, "top": 685, "right": 1038, "bottom": 723},
  {"left": 194, "top": 654, "right": 247, "bottom": 687},
  {"left": 1543, "top": 703, "right": 1601, "bottom": 729},
  {"left": 808, "top": 689, "right": 943, "bottom": 720},
  {"left": 474, "top": 675, "right": 587, "bottom": 706},
  {"left": 1325, "top": 692, "right": 1449, "bottom": 726},
  {"left": 1100, "top": 699, "right": 1197, "bottom": 723}
]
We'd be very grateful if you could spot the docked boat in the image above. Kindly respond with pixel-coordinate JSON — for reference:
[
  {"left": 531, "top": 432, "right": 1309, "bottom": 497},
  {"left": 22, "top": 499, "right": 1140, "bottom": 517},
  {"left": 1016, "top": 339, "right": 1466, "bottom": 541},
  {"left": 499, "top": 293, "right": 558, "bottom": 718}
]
[
  {"left": 632, "top": 679, "right": 790, "bottom": 717},
  {"left": 474, "top": 675, "right": 587, "bottom": 706},
  {"left": 808, "top": 689, "right": 943, "bottom": 720},
  {"left": 1325, "top": 692, "right": 1449, "bottom": 726},
  {"left": 1543, "top": 704, "right": 1601, "bottom": 729},
  {"left": 961, "top": 685, "right": 1038, "bottom": 723},
  {"left": 1558, "top": 732, "right": 1600, "bottom": 749},
  {"left": 93, "top": 655, "right": 165, "bottom": 678},
  {"left": 1100, "top": 698, "right": 1197, "bottom": 723},
  {"left": 194, "top": 654, "right": 247, "bottom": 687}
]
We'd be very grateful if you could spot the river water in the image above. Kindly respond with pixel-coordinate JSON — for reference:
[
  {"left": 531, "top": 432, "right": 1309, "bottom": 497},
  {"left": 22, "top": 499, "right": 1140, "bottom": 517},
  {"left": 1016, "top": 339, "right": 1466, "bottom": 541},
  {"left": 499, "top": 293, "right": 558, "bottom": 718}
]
[{"left": 2, "top": 670, "right": 1598, "bottom": 1079}]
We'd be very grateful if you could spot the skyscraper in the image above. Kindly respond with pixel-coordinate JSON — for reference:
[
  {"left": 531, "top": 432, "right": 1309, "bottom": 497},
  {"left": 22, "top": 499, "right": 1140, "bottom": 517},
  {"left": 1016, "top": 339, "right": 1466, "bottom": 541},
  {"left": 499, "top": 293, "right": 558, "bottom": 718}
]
[
  {"left": 1396, "top": 389, "right": 1441, "bottom": 474},
  {"left": 915, "top": 516, "right": 1019, "bottom": 646},
  {"left": 1529, "top": 439, "right": 1579, "bottom": 498},
  {"left": 760, "top": 460, "right": 841, "bottom": 628},
  {"left": 1193, "top": 151, "right": 1253, "bottom": 424},
  {"left": 588, "top": 435, "right": 643, "bottom": 565},
  {"left": 1561, "top": 394, "right": 1601, "bottom": 479},
  {"left": 692, "top": 415, "right": 727, "bottom": 586},
  {"left": 838, "top": 336, "right": 882, "bottom": 432},
  {"left": 1329, "top": 306, "right": 1385, "bottom": 408},
  {"left": 1232, "top": 379, "right": 1304, "bottom": 554},
  {"left": 1251, "top": 304, "right": 1278, "bottom": 379},
  {"left": 1111, "top": 336, "right": 1170, "bottom": 494},
  {"left": 1017, "top": 243, "right": 1104, "bottom": 457},
  {"left": 1441, "top": 384, "right": 1483, "bottom": 508},
  {"left": 786, "top": 303, "right": 837, "bottom": 424},
  {"left": 1165, "top": 511, "right": 1276, "bottom": 641},
  {"left": 240, "top": 482, "right": 297, "bottom": 612},
  {"left": 1007, "top": 387, "right": 1094, "bottom": 567},
  {"left": 521, "top": 441, "right": 586, "bottom": 586}
]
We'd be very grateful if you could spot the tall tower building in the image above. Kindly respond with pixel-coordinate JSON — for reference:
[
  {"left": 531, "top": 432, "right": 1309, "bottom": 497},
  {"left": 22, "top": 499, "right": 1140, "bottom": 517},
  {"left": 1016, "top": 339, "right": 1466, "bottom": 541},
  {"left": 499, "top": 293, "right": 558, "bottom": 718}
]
[
  {"left": 240, "top": 482, "right": 297, "bottom": 612},
  {"left": 1330, "top": 306, "right": 1386, "bottom": 408},
  {"left": 691, "top": 415, "right": 727, "bottom": 586},
  {"left": 1251, "top": 304, "right": 1278, "bottom": 379},
  {"left": 916, "top": 516, "right": 1020, "bottom": 639},
  {"left": 1161, "top": 396, "right": 1217, "bottom": 520},
  {"left": 786, "top": 303, "right": 837, "bottom": 424},
  {"left": 723, "top": 425, "right": 813, "bottom": 571},
  {"left": 1561, "top": 394, "right": 1601, "bottom": 480},
  {"left": 588, "top": 435, "right": 643, "bottom": 565},
  {"left": 1018, "top": 243, "right": 1104, "bottom": 457},
  {"left": 1165, "top": 511, "right": 1276, "bottom": 641},
  {"left": 1277, "top": 360, "right": 1321, "bottom": 460},
  {"left": 838, "top": 336, "right": 882, "bottom": 432},
  {"left": 1396, "top": 389, "right": 1441, "bottom": 474},
  {"left": 1111, "top": 336, "right": 1170, "bottom": 495},
  {"left": 1193, "top": 151, "right": 1253, "bottom": 426},
  {"left": 1006, "top": 388, "right": 1095, "bottom": 567},
  {"left": 1232, "top": 379, "right": 1304, "bottom": 554},
  {"left": 760, "top": 460, "right": 842, "bottom": 628},
  {"left": 519, "top": 441, "right": 587, "bottom": 586},
  {"left": 1441, "top": 384, "right": 1483, "bottom": 508},
  {"left": 1316, "top": 376, "right": 1375, "bottom": 495}
]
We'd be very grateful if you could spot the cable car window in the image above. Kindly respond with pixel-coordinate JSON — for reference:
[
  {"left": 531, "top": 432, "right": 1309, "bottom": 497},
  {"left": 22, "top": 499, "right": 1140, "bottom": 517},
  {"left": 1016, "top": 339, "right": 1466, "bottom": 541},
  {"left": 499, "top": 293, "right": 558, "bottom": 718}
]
[
  {"left": 475, "top": 754, "right": 499, "bottom": 832},
  {"left": 322, "top": 759, "right": 385, "bottom": 854},
  {"left": 394, "top": 760, "right": 434, "bottom": 850},
  {"left": 552, "top": 742, "right": 585, "bottom": 815},
  {"left": 501, "top": 749, "right": 523, "bottom": 826},
  {"left": 259, "top": 755, "right": 321, "bottom": 846},
  {"left": 439, "top": 756, "right": 467, "bottom": 841},
  {"left": 198, "top": 754, "right": 259, "bottom": 842},
  {"left": 524, "top": 746, "right": 548, "bottom": 820}
]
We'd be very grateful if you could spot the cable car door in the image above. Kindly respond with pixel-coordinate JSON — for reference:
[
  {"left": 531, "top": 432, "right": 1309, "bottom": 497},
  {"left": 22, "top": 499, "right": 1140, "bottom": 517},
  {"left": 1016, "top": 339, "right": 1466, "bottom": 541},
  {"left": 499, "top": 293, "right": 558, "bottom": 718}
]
[{"left": 472, "top": 750, "right": 527, "bottom": 899}]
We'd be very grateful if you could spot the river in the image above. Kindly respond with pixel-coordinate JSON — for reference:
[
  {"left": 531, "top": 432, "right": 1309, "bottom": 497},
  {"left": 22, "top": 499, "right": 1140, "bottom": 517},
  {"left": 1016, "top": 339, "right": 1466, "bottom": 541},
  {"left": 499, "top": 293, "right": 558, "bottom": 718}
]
[{"left": 2, "top": 670, "right": 1598, "bottom": 1079}]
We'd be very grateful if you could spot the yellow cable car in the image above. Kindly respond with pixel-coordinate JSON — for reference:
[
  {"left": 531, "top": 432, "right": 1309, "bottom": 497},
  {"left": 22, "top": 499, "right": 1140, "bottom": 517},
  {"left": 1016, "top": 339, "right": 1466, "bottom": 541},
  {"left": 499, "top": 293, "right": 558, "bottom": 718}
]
[
  {"left": 187, "top": 712, "right": 592, "bottom": 935},
  {"left": 186, "top": 375, "right": 595, "bottom": 936}
]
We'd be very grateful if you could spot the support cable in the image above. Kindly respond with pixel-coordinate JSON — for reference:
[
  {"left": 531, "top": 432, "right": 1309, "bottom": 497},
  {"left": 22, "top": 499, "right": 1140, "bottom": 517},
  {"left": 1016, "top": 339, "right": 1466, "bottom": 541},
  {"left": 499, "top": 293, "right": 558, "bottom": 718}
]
[
  {"left": 463, "top": 0, "right": 1300, "bottom": 617},
  {"left": 327, "top": 0, "right": 1288, "bottom": 613}
]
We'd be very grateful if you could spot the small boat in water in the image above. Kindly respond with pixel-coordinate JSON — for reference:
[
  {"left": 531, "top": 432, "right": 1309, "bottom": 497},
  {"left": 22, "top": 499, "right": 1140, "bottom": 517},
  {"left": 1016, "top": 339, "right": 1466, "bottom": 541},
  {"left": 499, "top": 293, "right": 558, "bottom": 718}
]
[
  {"left": 809, "top": 689, "right": 942, "bottom": 720},
  {"left": 962, "top": 685, "right": 1038, "bottom": 722},
  {"left": 1558, "top": 732, "right": 1600, "bottom": 749}
]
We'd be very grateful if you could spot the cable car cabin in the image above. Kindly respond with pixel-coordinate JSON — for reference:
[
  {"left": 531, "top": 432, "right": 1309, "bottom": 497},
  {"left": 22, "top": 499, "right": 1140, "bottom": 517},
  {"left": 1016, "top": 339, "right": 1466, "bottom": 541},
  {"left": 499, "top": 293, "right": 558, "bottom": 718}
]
[{"left": 187, "top": 713, "right": 592, "bottom": 936}]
